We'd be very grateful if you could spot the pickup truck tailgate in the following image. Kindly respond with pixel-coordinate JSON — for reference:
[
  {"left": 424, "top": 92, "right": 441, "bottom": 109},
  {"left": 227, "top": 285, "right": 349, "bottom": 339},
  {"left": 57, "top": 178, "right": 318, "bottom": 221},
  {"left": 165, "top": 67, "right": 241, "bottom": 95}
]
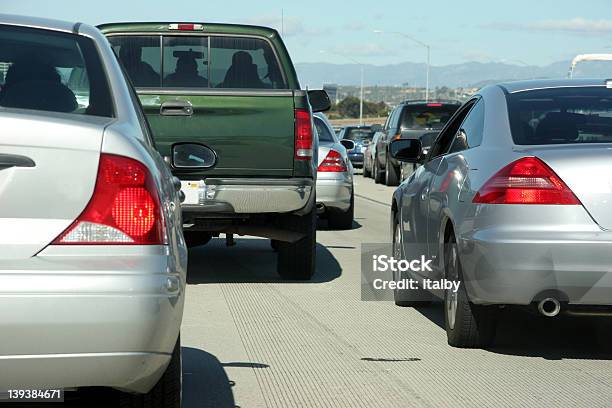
[{"left": 139, "top": 91, "right": 295, "bottom": 177}]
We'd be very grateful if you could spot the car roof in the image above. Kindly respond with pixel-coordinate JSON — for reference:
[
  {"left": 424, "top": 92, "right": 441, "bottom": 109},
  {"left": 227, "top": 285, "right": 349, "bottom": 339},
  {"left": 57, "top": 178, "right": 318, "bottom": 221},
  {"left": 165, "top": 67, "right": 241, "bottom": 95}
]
[
  {"left": 400, "top": 99, "right": 462, "bottom": 106},
  {"left": 497, "top": 78, "right": 611, "bottom": 94},
  {"left": 98, "top": 21, "right": 280, "bottom": 38},
  {"left": 0, "top": 13, "right": 78, "bottom": 33}
]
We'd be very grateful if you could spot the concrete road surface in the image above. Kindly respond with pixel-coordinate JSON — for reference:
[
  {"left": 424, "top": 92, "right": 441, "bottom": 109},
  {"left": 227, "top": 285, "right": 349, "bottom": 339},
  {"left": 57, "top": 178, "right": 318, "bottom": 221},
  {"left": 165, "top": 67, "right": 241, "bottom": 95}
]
[
  {"left": 181, "top": 173, "right": 612, "bottom": 408},
  {"left": 41, "top": 173, "right": 612, "bottom": 407}
]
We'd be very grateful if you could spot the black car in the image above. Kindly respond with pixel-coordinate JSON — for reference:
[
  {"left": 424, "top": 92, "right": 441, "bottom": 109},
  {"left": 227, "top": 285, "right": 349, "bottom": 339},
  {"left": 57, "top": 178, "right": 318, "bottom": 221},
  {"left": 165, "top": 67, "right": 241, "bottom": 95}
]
[
  {"left": 373, "top": 100, "right": 461, "bottom": 185},
  {"left": 338, "top": 125, "right": 376, "bottom": 168}
]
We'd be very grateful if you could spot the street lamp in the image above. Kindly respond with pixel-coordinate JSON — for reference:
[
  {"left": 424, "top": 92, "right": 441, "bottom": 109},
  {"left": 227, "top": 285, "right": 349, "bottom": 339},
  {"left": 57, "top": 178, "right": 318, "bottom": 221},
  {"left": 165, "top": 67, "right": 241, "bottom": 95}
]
[
  {"left": 374, "top": 30, "right": 431, "bottom": 102},
  {"left": 320, "top": 50, "right": 365, "bottom": 126}
]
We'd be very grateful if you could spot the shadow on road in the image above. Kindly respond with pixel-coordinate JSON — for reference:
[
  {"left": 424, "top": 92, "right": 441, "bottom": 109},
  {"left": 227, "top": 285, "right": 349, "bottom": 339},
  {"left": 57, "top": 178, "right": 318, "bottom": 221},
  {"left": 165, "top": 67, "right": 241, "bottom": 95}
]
[
  {"left": 414, "top": 303, "right": 612, "bottom": 360},
  {"left": 183, "top": 346, "right": 267, "bottom": 408},
  {"left": 317, "top": 217, "right": 363, "bottom": 231},
  {"left": 187, "top": 238, "right": 342, "bottom": 284}
]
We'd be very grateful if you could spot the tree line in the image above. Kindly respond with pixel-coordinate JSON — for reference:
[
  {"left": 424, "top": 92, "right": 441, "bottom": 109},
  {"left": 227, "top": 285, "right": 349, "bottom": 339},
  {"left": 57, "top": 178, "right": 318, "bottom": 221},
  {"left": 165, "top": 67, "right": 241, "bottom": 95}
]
[{"left": 326, "top": 96, "right": 389, "bottom": 119}]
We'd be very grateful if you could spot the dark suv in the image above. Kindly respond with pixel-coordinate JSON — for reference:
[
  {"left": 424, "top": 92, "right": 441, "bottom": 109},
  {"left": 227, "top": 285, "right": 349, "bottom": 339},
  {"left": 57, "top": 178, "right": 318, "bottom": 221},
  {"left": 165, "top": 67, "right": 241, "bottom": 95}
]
[{"left": 373, "top": 100, "right": 461, "bottom": 185}]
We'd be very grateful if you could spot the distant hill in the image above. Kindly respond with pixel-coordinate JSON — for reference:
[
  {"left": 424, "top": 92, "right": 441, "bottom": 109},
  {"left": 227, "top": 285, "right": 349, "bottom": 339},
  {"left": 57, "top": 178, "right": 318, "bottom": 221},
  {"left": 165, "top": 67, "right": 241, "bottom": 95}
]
[{"left": 295, "top": 60, "right": 612, "bottom": 88}]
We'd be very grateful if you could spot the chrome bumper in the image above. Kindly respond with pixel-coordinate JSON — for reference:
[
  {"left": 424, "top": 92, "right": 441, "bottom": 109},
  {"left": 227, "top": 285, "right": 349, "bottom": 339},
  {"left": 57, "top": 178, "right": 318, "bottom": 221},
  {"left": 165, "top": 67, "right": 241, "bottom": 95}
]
[{"left": 180, "top": 178, "right": 314, "bottom": 214}]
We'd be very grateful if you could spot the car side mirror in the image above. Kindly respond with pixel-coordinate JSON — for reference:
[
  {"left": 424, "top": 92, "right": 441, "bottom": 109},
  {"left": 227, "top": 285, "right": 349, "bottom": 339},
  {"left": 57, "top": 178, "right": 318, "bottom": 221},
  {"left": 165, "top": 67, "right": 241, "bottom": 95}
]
[
  {"left": 172, "top": 143, "right": 217, "bottom": 169},
  {"left": 308, "top": 90, "right": 331, "bottom": 113},
  {"left": 340, "top": 139, "right": 355, "bottom": 150},
  {"left": 389, "top": 139, "right": 422, "bottom": 163}
]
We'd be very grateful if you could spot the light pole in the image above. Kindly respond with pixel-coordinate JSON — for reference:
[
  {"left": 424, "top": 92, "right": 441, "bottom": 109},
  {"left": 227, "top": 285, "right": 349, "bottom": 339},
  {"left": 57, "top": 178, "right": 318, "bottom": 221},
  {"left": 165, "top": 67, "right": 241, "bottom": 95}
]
[
  {"left": 320, "top": 50, "right": 365, "bottom": 126},
  {"left": 374, "top": 30, "right": 431, "bottom": 102}
]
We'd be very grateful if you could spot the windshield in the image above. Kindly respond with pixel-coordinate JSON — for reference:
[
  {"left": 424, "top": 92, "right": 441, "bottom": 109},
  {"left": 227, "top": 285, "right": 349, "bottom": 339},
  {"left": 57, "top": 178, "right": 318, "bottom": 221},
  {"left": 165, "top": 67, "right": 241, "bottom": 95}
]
[
  {"left": 344, "top": 128, "right": 374, "bottom": 141},
  {"left": 401, "top": 105, "right": 458, "bottom": 129},
  {"left": 507, "top": 87, "right": 612, "bottom": 145}
]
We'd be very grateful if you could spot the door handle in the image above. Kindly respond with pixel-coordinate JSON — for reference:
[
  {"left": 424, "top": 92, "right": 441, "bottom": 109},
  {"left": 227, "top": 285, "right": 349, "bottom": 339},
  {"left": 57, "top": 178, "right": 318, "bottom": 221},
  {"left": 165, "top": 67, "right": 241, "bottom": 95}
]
[
  {"left": 0, "top": 154, "right": 35, "bottom": 170},
  {"left": 421, "top": 187, "right": 429, "bottom": 201},
  {"left": 160, "top": 100, "right": 193, "bottom": 116}
]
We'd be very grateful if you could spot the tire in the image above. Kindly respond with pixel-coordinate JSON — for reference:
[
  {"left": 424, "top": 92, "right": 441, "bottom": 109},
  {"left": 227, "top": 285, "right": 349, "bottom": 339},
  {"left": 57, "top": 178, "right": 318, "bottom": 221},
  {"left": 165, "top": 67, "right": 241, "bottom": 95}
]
[
  {"left": 444, "top": 236, "right": 496, "bottom": 348},
  {"left": 363, "top": 162, "right": 371, "bottom": 178},
  {"left": 270, "top": 239, "right": 279, "bottom": 252},
  {"left": 328, "top": 191, "right": 354, "bottom": 230},
  {"left": 392, "top": 213, "right": 431, "bottom": 307},
  {"left": 277, "top": 207, "right": 316, "bottom": 280},
  {"left": 183, "top": 231, "right": 212, "bottom": 248},
  {"left": 120, "top": 336, "right": 182, "bottom": 408},
  {"left": 385, "top": 158, "right": 400, "bottom": 186},
  {"left": 373, "top": 160, "right": 384, "bottom": 184}
]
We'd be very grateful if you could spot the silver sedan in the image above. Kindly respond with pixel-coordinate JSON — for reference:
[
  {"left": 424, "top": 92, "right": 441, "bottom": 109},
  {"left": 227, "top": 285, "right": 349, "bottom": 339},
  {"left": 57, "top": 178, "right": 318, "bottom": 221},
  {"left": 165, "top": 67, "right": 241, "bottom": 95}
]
[
  {"left": 391, "top": 79, "right": 612, "bottom": 348},
  {"left": 0, "top": 15, "right": 187, "bottom": 406},
  {"left": 314, "top": 113, "right": 355, "bottom": 229}
]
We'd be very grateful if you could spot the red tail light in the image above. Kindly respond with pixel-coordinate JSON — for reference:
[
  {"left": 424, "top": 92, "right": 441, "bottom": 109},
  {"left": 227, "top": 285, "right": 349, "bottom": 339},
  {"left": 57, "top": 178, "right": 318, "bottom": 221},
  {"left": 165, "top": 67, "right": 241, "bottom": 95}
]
[
  {"left": 54, "top": 154, "right": 165, "bottom": 245},
  {"left": 318, "top": 149, "right": 348, "bottom": 172},
  {"left": 295, "top": 108, "right": 313, "bottom": 160},
  {"left": 473, "top": 157, "right": 580, "bottom": 205}
]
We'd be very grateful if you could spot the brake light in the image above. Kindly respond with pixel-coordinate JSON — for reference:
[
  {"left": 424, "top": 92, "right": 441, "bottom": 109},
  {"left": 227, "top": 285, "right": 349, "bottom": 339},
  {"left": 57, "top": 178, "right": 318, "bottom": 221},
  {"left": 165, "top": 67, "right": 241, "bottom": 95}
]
[
  {"left": 295, "top": 108, "right": 313, "bottom": 160},
  {"left": 427, "top": 103, "right": 443, "bottom": 107},
  {"left": 318, "top": 150, "right": 347, "bottom": 172},
  {"left": 53, "top": 154, "right": 165, "bottom": 245},
  {"left": 473, "top": 157, "right": 580, "bottom": 205},
  {"left": 168, "top": 23, "right": 204, "bottom": 31}
]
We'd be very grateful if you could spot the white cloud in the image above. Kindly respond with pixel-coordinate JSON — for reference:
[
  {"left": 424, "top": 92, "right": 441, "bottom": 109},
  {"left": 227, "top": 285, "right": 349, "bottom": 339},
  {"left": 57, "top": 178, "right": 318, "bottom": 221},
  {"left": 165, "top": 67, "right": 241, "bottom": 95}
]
[
  {"left": 242, "top": 15, "right": 331, "bottom": 37},
  {"left": 486, "top": 18, "right": 612, "bottom": 35}
]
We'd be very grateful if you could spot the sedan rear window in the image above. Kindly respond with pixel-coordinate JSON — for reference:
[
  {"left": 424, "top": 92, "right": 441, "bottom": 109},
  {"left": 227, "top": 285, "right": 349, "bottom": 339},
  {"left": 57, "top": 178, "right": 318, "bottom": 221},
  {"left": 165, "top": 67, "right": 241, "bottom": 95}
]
[
  {"left": 109, "top": 35, "right": 287, "bottom": 89},
  {"left": 508, "top": 87, "right": 612, "bottom": 145},
  {"left": 401, "top": 105, "right": 458, "bottom": 130},
  {"left": 0, "top": 25, "right": 113, "bottom": 117},
  {"left": 344, "top": 128, "right": 374, "bottom": 141}
]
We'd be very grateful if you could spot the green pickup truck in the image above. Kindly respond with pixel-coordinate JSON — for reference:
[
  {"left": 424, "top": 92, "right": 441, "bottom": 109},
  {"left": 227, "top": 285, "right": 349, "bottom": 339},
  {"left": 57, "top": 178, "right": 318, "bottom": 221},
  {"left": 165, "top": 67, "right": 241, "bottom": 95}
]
[{"left": 99, "top": 22, "right": 330, "bottom": 280}]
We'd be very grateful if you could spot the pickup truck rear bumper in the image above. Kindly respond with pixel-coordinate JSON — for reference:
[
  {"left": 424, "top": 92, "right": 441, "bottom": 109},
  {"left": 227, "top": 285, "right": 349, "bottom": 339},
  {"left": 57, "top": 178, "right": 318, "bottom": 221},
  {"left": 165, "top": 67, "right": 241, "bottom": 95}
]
[{"left": 180, "top": 178, "right": 314, "bottom": 214}]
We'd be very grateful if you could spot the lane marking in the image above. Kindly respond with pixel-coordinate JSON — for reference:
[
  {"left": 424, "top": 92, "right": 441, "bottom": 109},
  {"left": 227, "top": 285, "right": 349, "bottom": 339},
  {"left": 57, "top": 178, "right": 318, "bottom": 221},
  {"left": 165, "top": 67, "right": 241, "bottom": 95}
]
[{"left": 355, "top": 193, "right": 392, "bottom": 208}]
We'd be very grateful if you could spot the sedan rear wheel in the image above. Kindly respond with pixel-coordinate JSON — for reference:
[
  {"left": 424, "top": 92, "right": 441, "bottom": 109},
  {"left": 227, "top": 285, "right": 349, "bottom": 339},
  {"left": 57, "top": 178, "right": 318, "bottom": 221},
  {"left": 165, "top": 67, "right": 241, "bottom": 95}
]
[
  {"left": 444, "top": 236, "right": 497, "bottom": 348},
  {"left": 120, "top": 336, "right": 182, "bottom": 408}
]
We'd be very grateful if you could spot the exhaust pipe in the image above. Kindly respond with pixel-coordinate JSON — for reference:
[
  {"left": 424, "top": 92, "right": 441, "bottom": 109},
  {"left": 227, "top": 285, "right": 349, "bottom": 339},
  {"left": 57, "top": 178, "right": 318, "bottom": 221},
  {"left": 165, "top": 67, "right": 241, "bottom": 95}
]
[{"left": 538, "top": 298, "right": 561, "bottom": 317}]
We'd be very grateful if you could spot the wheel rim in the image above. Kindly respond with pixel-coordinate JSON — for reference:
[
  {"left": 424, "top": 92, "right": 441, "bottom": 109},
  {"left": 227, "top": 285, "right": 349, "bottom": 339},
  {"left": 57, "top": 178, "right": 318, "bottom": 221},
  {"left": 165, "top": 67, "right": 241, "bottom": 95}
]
[
  {"left": 392, "top": 223, "right": 402, "bottom": 284},
  {"left": 445, "top": 244, "right": 459, "bottom": 330}
]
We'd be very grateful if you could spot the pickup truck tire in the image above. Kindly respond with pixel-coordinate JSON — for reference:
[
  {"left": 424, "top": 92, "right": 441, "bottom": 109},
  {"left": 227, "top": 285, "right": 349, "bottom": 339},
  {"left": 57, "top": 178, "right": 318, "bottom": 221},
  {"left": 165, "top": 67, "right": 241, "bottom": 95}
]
[
  {"left": 328, "top": 191, "right": 354, "bottom": 230},
  {"left": 385, "top": 158, "right": 400, "bottom": 186},
  {"left": 277, "top": 207, "right": 316, "bottom": 280},
  {"left": 183, "top": 231, "right": 212, "bottom": 248},
  {"left": 119, "top": 336, "right": 182, "bottom": 408}
]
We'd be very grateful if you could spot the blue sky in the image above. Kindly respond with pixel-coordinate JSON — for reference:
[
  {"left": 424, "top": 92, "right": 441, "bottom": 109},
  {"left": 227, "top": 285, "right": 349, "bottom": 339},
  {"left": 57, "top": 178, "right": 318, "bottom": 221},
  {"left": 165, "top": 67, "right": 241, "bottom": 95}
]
[{"left": 2, "top": 0, "right": 611, "bottom": 67}]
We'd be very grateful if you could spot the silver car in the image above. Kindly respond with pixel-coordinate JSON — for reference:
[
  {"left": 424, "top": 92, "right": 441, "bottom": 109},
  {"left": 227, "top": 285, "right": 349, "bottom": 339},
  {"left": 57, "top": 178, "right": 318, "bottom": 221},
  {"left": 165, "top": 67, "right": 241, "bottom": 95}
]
[
  {"left": 0, "top": 15, "right": 187, "bottom": 406},
  {"left": 390, "top": 79, "right": 612, "bottom": 348},
  {"left": 314, "top": 113, "right": 355, "bottom": 229}
]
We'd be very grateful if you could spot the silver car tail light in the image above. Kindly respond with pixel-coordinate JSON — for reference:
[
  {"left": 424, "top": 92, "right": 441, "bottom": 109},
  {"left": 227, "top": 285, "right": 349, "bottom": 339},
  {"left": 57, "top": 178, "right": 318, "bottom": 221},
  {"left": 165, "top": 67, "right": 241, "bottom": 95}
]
[
  {"left": 472, "top": 157, "right": 580, "bottom": 205},
  {"left": 53, "top": 154, "right": 166, "bottom": 245}
]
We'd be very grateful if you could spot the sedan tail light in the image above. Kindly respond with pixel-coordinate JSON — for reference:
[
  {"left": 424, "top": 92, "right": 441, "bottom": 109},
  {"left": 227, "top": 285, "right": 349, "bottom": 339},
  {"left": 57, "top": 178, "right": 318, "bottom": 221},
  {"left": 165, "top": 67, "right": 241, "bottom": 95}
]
[
  {"left": 473, "top": 157, "right": 580, "bottom": 205},
  {"left": 318, "top": 150, "right": 348, "bottom": 172},
  {"left": 294, "top": 108, "right": 313, "bottom": 160},
  {"left": 53, "top": 154, "right": 165, "bottom": 245}
]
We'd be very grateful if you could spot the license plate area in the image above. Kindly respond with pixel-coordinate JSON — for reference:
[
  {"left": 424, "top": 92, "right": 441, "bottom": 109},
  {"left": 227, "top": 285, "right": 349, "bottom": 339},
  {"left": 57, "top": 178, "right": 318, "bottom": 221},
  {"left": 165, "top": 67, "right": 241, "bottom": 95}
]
[{"left": 180, "top": 180, "right": 206, "bottom": 205}]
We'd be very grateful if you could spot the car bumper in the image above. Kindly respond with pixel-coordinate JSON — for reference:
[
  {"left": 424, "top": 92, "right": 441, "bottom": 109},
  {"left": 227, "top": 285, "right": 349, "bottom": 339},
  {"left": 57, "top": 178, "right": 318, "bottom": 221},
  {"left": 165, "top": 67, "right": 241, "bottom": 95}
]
[
  {"left": 316, "top": 172, "right": 353, "bottom": 212},
  {"left": 0, "top": 245, "right": 185, "bottom": 393},
  {"left": 180, "top": 178, "right": 314, "bottom": 214},
  {"left": 348, "top": 153, "right": 364, "bottom": 167},
  {"left": 459, "top": 206, "right": 612, "bottom": 306}
]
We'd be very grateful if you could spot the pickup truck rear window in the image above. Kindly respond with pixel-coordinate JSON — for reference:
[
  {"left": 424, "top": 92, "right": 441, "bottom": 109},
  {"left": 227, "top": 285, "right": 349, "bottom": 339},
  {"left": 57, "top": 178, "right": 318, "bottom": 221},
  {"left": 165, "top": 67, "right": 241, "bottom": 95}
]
[
  {"left": 507, "top": 87, "right": 612, "bottom": 145},
  {"left": 109, "top": 35, "right": 287, "bottom": 89},
  {"left": 0, "top": 25, "right": 114, "bottom": 117}
]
